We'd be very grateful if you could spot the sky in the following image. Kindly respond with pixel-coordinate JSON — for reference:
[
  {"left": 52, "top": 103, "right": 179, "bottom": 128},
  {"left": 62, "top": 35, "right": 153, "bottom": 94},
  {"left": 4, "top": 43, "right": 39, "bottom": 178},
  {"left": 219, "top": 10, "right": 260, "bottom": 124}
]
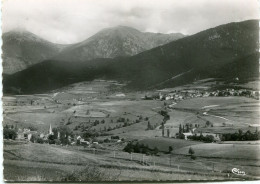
[{"left": 2, "top": 0, "right": 259, "bottom": 44}]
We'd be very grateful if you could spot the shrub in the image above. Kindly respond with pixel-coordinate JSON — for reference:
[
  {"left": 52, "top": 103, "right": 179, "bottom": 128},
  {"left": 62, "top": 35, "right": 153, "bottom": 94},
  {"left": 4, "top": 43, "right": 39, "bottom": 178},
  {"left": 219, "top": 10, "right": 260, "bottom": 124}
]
[
  {"left": 104, "top": 138, "right": 110, "bottom": 143},
  {"left": 168, "top": 146, "right": 173, "bottom": 153},
  {"left": 62, "top": 165, "right": 106, "bottom": 181},
  {"left": 36, "top": 137, "right": 44, "bottom": 144},
  {"left": 111, "top": 135, "right": 119, "bottom": 139},
  {"left": 188, "top": 147, "right": 195, "bottom": 155},
  {"left": 191, "top": 155, "right": 196, "bottom": 160},
  {"left": 3, "top": 128, "right": 17, "bottom": 140},
  {"left": 55, "top": 139, "right": 61, "bottom": 145}
]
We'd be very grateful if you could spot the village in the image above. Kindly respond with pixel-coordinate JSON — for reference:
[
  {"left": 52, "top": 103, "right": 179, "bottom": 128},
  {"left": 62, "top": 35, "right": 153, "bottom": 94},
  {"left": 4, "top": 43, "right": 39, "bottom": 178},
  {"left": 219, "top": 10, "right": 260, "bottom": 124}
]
[{"left": 146, "top": 88, "right": 260, "bottom": 102}]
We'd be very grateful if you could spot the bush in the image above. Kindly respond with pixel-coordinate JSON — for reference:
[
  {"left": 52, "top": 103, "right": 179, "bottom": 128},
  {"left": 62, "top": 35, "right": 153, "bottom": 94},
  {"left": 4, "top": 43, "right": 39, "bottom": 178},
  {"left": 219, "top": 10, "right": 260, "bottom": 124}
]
[
  {"left": 168, "top": 146, "right": 173, "bottom": 153},
  {"left": 36, "top": 137, "right": 44, "bottom": 144},
  {"left": 104, "top": 138, "right": 110, "bottom": 143},
  {"left": 55, "top": 139, "right": 61, "bottom": 145},
  {"left": 191, "top": 155, "right": 196, "bottom": 160},
  {"left": 111, "top": 135, "right": 119, "bottom": 140},
  {"left": 62, "top": 165, "right": 107, "bottom": 181},
  {"left": 188, "top": 147, "right": 195, "bottom": 155},
  {"left": 3, "top": 128, "right": 17, "bottom": 140},
  {"left": 30, "top": 134, "right": 37, "bottom": 143}
]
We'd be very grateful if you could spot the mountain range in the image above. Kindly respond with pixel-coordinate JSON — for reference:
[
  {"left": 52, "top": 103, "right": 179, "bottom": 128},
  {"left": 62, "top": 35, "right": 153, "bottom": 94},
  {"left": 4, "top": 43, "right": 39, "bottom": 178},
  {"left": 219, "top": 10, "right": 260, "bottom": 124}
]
[
  {"left": 55, "top": 26, "right": 185, "bottom": 62},
  {"left": 2, "top": 30, "right": 67, "bottom": 74},
  {"left": 3, "top": 26, "right": 185, "bottom": 74},
  {"left": 3, "top": 20, "right": 259, "bottom": 94}
]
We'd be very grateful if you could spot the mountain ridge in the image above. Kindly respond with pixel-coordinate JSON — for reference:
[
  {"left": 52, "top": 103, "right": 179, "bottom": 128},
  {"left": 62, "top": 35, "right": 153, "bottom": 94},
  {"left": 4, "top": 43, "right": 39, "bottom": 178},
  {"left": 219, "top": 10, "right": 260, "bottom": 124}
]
[
  {"left": 2, "top": 30, "right": 68, "bottom": 74},
  {"left": 54, "top": 25, "right": 185, "bottom": 61},
  {"left": 3, "top": 26, "right": 185, "bottom": 74},
  {"left": 3, "top": 20, "right": 259, "bottom": 94}
]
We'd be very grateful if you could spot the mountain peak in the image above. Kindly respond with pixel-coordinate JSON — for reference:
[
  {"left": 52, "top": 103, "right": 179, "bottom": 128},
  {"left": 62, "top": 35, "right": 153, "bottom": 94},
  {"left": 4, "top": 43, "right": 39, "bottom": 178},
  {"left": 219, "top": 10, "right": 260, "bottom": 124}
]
[
  {"left": 97, "top": 25, "right": 141, "bottom": 35},
  {"left": 3, "top": 29, "right": 45, "bottom": 43}
]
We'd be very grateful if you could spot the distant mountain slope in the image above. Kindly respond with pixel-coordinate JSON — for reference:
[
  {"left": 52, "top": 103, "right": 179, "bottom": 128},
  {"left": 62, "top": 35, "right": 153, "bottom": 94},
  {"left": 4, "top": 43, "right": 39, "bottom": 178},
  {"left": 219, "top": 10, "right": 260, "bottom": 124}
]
[
  {"left": 4, "top": 20, "right": 259, "bottom": 94},
  {"left": 55, "top": 26, "right": 185, "bottom": 61},
  {"left": 2, "top": 30, "right": 67, "bottom": 74},
  {"left": 108, "top": 20, "right": 259, "bottom": 89}
]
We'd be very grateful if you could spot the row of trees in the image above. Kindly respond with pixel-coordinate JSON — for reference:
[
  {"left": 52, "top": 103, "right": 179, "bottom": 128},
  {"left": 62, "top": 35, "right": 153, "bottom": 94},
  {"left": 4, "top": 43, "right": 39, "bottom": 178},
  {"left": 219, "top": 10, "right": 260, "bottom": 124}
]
[
  {"left": 179, "top": 124, "right": 193, "bottom": 134},
  {"left": 187, "top": 134, "right": 215, "bottom": 143},
  {"left": 221, "top": 129, "right": 259, "bottom": 141},
  {"left": 123, "top": 142, "right": 159, "bottom": 155}
]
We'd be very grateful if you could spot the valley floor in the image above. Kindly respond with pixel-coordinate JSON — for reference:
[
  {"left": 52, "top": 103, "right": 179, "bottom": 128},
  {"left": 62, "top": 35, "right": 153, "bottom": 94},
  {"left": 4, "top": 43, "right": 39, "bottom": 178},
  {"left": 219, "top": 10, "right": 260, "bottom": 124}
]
[{"left": 3, "top": 80, "right": 260, "bottom": 181}]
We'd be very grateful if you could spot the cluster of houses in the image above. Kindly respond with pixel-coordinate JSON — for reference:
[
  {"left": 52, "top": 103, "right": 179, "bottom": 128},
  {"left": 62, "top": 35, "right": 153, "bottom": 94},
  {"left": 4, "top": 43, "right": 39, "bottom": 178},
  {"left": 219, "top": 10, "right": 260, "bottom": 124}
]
[
  {"left": 159, "top": 90, "right": 209, "bottom": 101},
  {"left": 15, "top": 124, "right": 123, "bottom": 147},
  {"left": 161, "top": 125, "right": 221, "bottom": 142},
  {"left": 150, "top": 88, "right": 260, "bottom": 102},
  {"left": 17, "top": 124, "right": 56, "bottom": 141}
]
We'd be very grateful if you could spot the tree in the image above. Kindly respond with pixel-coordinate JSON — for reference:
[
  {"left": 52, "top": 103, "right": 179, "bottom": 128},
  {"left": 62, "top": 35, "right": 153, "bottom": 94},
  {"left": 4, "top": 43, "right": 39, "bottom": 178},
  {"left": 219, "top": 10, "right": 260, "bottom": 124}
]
[
  {"left": 147, "top": 121, "right": 152, "bottom": 130},
  {"left": 52, "top": 128, "right": 59, "bottom": 139},
  {"left": 3, "top": 128, "right": 17, "bottom": 140},
  {"left": 179, "top": 124, "right": 182, "bottom": 134},
  {"left": 179, "top": 133, "right": 185, "bottom": 139},
  {"left": 30, "top": 134, "right": 37, "bottom": 143},
  {"left": 124, "top": 142, "right": 134, "bottom": 153},
  {"left": 153, "top": 147, "right": 159, "bottom": 155},
  {"left": 206, "top": 121, "right": 210, "bottom": 127},
  {"left": 168, "top": 146, "right": 173, "bottom": 153},
  {"left": 48, "top": 134, "right": 55, "bottom": 144},
  {"left": 134, "top": 143, "right": 140, "bottom": 153},
  {"left": 188, "top": 147, "right": 195, "bottom": 155},
  {"left": 167, "top": 129, "right": 170, "bottom": 137},
  {"left": 28, "top": 126, "right": 37, "bottom": 131},
  {"left": 185, "top": 124, "right": 190, "bottom": 132},
  {"left": 162, "top": 123, "right": 165, "bottom": 137},
  {"left": 36, "top": 137, "right": 44, "bottom": 144},
  {"left": 204, "top": 135, "right": 214, "bottom": 143}
]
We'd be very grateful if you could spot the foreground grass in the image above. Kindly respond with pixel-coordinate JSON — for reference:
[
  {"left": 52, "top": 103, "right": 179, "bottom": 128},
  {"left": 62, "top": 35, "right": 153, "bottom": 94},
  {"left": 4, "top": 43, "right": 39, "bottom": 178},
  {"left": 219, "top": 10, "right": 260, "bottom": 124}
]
[
  {"left": 5, "top": 159, "right": 232, "bottom": 181},
  {"left": 4, "top": 140, "right": 260, "bottom": 181}
]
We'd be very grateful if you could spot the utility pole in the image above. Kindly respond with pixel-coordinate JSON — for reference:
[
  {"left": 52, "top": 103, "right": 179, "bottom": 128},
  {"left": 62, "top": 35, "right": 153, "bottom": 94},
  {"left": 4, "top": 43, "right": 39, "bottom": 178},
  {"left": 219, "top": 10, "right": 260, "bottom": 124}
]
[
  {"left": 142, "top": 154, "right": 144, "bottom": 165},
  {"left": 130, "top": 152, "right": 132, "bottom": 161},
  {"left": 212, "top": 163, "right": 215, "bottom": 172},
  {"left": 113, "top": 150, "right": 116, "bottom": 158}
]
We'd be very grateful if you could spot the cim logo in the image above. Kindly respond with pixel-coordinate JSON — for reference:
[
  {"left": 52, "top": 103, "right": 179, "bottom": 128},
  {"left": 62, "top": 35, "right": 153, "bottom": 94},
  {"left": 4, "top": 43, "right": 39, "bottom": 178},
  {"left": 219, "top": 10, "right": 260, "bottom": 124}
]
[{"left": 232, "top": 168, "right": 246, "bottom": 176}]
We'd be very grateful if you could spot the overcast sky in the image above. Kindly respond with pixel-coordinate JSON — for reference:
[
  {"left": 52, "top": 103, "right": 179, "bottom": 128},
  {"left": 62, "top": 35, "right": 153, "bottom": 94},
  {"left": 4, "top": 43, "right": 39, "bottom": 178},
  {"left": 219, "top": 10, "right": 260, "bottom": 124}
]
[{"left": 2, "top": 0, "right": 259, "bottom": 44}]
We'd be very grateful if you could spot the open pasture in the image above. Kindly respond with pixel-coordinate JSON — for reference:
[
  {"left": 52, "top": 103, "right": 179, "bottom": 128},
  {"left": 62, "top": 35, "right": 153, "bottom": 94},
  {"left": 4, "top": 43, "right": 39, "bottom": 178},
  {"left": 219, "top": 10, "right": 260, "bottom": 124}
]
[
  {"left": 174, "top": 97, "right": 257, "bottom": 110},
  {"left": 173, "top": 143, "right": 260, "bottom": 160},
  {"left": 139, "top": 137, "right": 202, "bottom": 152},
  {"left": 171, "top": 97, "right": 260, "bottom": 132}
]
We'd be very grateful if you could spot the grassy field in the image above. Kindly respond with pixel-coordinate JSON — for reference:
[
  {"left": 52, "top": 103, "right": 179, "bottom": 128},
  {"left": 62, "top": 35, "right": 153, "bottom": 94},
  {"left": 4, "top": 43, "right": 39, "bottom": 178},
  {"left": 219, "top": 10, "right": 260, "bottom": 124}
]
[
  {"left": 4, "top": 140, "right": 260, "bottom": 181},
  {"left": 169, "top": 97, "right": 260, "bottom": 133},
  {"left": 139, "top": 137, "right": 202, "bottom": 152},
  {"left": 4, "top": 140, "right": 237, "bottom": 181}
]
